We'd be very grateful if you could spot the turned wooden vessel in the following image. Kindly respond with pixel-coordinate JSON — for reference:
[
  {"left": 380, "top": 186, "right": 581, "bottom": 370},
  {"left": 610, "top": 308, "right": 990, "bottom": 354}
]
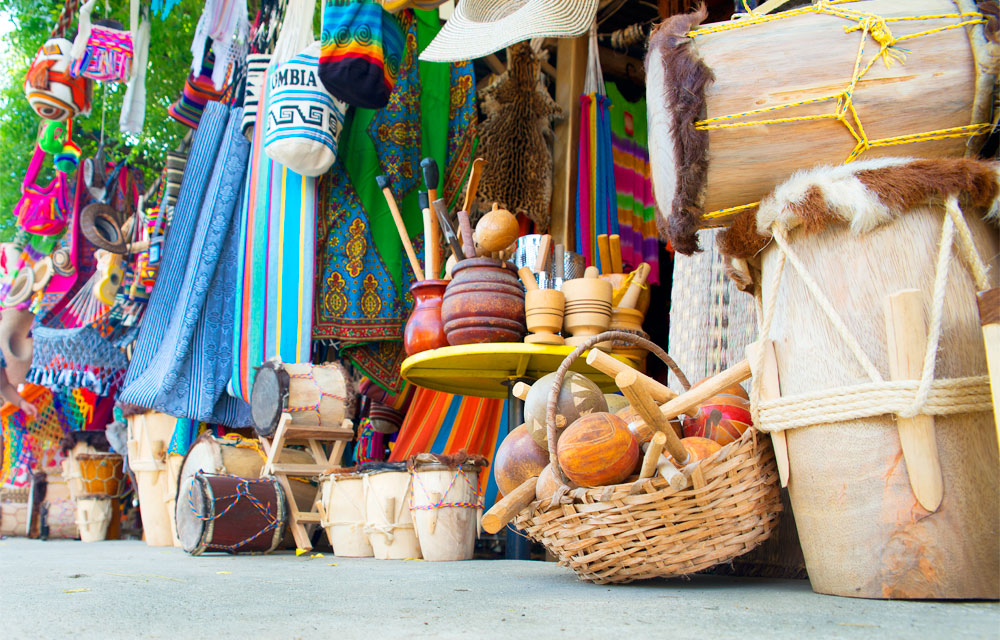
[
  {"left": 524, "top": 288, "right": 565, "bottom": 345},
  {"left": 562, "top": 268, "right": 612, "bottom": 348},
  {"left": 404, "top": 279, "right": 450, "bottom": 356},
  {"left": 441, "top": 258, "right": 526, "bottom": 345}
]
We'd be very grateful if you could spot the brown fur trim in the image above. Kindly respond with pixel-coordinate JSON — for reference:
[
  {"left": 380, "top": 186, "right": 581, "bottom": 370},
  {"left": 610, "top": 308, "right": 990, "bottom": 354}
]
[
  {"left": 718, "top": 158, "right": 1000, "bottom": 258},
  {"left": 117, "top": 402, "right": 151, "bottom": 418},
  {"left": 406, "top": 450, "right": 488, "bottom": 471},
  {"left": 980, "top": 1, "right": 1000, "bottom": 42},
  {"left": 717, "top": 207, "right": 765, "bottom": 259},
  {"left": 856, "top": 158, "right": 1000, "bottom": 215},
  {"left": 647, "top": 5, "right": 710, "bottom": 255}
]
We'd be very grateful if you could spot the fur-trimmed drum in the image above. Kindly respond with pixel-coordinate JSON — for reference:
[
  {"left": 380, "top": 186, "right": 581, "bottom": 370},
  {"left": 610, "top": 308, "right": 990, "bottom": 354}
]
[
  {"left": 409, "top": 457, "right": 485, "bottom": 562},
  {"left": 362, "top": 464, "right": 421, "bottom": 560},
  {"left": 722, "top": 158, "right": 1000, "bottom": 599},
  {"left": 646, "top": 0, "right": 996, "bottom": 253}
]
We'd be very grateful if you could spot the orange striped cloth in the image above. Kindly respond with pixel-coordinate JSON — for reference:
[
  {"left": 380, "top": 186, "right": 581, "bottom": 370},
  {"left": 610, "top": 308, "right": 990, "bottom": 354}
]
[{"left": 389, "top": 387, "right": 507, "bottom": 510}]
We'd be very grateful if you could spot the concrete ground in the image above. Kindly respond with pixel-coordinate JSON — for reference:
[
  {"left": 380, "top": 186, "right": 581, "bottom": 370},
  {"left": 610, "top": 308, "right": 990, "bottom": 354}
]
[{"left": 0, "top": 538, "right": 996, "bottom": 640}]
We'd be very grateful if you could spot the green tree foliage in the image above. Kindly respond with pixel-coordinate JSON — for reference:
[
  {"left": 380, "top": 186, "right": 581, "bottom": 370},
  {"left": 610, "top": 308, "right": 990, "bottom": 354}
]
[{"left": 0, "top": 0, "right": 205, "bottom": 241}]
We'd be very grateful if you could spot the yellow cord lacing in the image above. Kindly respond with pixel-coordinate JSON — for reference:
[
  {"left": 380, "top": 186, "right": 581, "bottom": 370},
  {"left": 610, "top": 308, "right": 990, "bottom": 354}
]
[{"left": 694, "top": 0, "right": 992, "bottom": 223}]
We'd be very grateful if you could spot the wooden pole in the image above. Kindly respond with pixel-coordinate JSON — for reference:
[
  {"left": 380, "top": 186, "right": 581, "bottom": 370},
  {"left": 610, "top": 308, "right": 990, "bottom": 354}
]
[
  {"left": 747, "top": 340, "right": 789, "bottom": 488},
  {"left": 550, "top": 35, "right": 587, "bottom": 249},
  {"left": 597, "top": 234, "right": 611, "bottom": 274},
  {"left": 608, "top": 234, "right": 623, "bottom": 273},
  {"left": 885, "top": 289, "right": 943, "bottom": 512}
]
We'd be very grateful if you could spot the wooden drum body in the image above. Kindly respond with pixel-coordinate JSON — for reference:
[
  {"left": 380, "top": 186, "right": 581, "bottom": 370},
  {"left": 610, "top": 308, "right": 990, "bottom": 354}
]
[
  {"left": 178, "top": 472, "right": 288, "bottom": 555},
  {"left": 745, "top": 163, "right": 1000, "bottom": 598},
  {"left": 175, "top": 435, "right": 314, "bottom": 546},
  {"left": 410, "top": 463, "right": 483, "bottom": 562},
  {"left": 319, "top": 472, "right": 373, "bottom": 557},
  {"left": 76, "top": 496, "right": 112, "bottom": 543},
  {"left": 127, "top": 412, "right": 178, "bottom": 547},
  {"left": 251, "top": 360, "right": 356, "bottom": 438},
  {"left": 362, "top": 466, "right": 421, "bottom": 560},
  {"left": 76, "top": 453, "right": 124, "bottom": 497},
  {"left": 647, "top": 0, "right": 994, "bottom": 252}
]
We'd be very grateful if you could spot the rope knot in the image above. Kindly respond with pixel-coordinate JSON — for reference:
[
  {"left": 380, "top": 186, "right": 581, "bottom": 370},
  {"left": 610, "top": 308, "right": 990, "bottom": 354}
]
[{"left": 845, "top": 17, "right": 905, "bottom": 67}]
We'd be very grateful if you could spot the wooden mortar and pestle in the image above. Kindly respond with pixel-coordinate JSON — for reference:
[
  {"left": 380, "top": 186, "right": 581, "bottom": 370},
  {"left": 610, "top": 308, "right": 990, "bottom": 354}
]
[
  {"left": 520, "top": 266, "right": 564, "bottom": 345},
  {"left": 561, "top": 266, "right": 612, "bottom": 349}
]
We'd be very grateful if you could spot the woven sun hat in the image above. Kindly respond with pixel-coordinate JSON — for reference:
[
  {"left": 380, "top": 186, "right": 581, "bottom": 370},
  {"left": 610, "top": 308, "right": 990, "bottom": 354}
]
[{"left": 419, "top": 0, "right": 598, "bottom": 62}]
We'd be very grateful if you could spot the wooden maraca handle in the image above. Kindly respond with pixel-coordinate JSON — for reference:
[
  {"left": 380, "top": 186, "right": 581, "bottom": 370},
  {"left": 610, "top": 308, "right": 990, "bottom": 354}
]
[
  {"left": 658, "top": 360, "right": 752, "bottom": 421},
  {"left": 617, "top": 369, "right": 688, "bottom": 464},
  {"left": 481, "top": 476, "right": 537, "bottom": 534},
  {"left": 639, "top": 432, "right": 666, "bottom": 479},
  {"left": 586, "top": 350, "right": 677, "bottom": 403}
]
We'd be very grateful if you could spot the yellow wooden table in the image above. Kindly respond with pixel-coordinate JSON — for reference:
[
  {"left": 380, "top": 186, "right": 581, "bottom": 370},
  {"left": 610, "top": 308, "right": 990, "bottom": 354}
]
[{"left": 400, "top": 343, "right": 631, "bottom": 399}]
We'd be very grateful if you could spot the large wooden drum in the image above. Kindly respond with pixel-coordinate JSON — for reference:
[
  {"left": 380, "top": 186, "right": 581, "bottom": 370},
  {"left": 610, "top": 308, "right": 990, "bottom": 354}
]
[
  {"left": 251, "top": 360, "right": 356, "bottom": 437},
  {"left": 76, "top": 453, "right": 124, "bottom": 497},
  {"left": 733, "top": 159, "right": 999, "bottom": 598},
  {"left": 646, "top": 0, "right": 995, "bottom": 252},
  {"left": 177, "top": 472, "right": 288, "bottom": 555},
  {"left": 174, "top": 434, "right": 314, "bottom": 537}
]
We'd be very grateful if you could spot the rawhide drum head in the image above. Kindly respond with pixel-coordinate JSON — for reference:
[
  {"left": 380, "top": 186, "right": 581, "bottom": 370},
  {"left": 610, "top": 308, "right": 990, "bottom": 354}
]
[
  {"left": 250, "top": 362, "right": 290, "bottom": 437},
  {"left": 177, "top": 473, "right": 210, "bottom": 554}
]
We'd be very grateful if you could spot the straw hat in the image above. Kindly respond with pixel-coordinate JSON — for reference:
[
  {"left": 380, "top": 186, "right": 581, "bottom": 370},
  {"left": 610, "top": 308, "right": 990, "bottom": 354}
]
[{"left": 419, "top": 0, "right": 598, "bottom": 62}]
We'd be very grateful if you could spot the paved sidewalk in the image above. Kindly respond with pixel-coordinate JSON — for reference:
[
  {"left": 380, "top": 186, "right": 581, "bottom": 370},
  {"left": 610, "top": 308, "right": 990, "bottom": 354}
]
[{"left": 1, "top": 538, "right": 996, "bottom": 639}]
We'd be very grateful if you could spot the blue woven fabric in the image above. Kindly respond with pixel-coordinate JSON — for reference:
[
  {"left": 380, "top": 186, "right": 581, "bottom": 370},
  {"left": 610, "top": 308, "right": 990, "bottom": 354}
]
[{"left": 119, "top": 103, "right": 252, "bottom": 426}]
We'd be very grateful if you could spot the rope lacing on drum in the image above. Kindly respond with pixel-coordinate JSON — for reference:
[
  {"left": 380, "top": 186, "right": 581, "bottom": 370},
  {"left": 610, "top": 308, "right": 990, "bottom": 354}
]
[
  {"left": 750, "top": 194, "right": 994, "bottom": 435},
  {"left": 187, "top": 472, "right": 281, "bottom": 552},
  {"left": 408, "top": 467, "right": 483, "bottom": 511},
  {"left": 286, "top": 367, "right": 350, "bottom": 416},
  {"left": 693, "top": 0, "right": 993, "bottom": 223}
]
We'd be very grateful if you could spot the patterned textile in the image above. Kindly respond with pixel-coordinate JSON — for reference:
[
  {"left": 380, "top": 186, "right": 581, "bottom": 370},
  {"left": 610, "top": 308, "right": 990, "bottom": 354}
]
[
  {"left": 169, "top": 51, "right": 226, "bottom": 129},
  {"left": 314, "top": 9, "right": 477, "bottom": 391},
  {"left": 119, "top": 103, "right": 251, "bottom": 426},
  {"left": 229, "top": 68, "right": 317, "bottom": 403},
  {"left": 606, "top": 82, "right": 660, "bottom": 285},
  {"left": 0, "top": 385, "right": 70, "bottom": 489},
  {"left": 388, "top": 387, "right": 507, "bottom": 511}
]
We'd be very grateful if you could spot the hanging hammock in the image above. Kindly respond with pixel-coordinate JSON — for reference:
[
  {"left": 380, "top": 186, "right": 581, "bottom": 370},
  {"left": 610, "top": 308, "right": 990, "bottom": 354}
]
[{"left": 575, "top": 23, "right": 618, "bottom": 271}]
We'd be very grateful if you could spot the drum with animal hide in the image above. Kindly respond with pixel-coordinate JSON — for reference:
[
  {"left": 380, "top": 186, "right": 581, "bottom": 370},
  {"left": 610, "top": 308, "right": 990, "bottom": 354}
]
[
  {"left": 646, "top": 0, "right": 996, "bottom": 253},
  {"left": 408, "top": 455, "right": 486, "bottom": 562},
  {"left": 319, "top": 471, "right": 373, "bottom": 557},
  {"left": 175, "top": 434, "right": 315, "bottom": 547},
  {"left": 251, "top": 360, "right": 356, "bottom": 438},
  {"left": 722, "top": 158, "right": 999, "bottom": 599},
  {"left": 76, "top": 452, "right": 124, "bottom": 497},
  {"left": 75, "top": 496, "right": 112, "bottom": 543},
  {"left": 178, "top": 472, "right": 288, "bottom": 555},
  {"left": 361, "top": 463, "right": 421, "bottom": 560}
]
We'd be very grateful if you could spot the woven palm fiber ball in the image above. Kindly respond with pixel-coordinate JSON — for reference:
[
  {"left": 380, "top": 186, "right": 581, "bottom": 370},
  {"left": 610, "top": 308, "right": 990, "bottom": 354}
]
[
  {"left": 666, "top": 437, "right": 723, "bottom": 466},
  {"left": 616, "top": 405, "right": 682, "bottom": 444},
  {"left": 682, "top": 394, "right": 752, "bottom": 446},
  {"left": 524, "top": 371, "right": 608, "bottom": 450},
  {"left": 493, "top": 424, "right": 549, "bottom": 495},
  {"left": 557, "top": 412, "right": 639, "bottom": 487},
  {"left": 534, "top": 462, "right": 577, "bottom": 504}
]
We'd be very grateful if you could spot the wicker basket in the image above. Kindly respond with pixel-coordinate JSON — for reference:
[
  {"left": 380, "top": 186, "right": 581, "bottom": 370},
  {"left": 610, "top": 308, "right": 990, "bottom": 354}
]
[{"left": 511, "top": 332, "right": 782, "bottom": 584}]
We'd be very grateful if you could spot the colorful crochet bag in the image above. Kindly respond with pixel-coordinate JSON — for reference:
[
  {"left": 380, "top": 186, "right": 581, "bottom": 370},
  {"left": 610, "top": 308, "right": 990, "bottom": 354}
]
[
  {"left": 263, "top": 43, "right": 348, "bottom": 177},
  {"left": 168, "top": 49, "right": 225, "bottom": 129},
  {"left": 69, "top": 0, "right": 134, "bottom": 83},
  {"left": 319, "top": 0, "right": 404, "bottom": 109},
  {"left": 14, "top": 126, "right": 73, "bottom": 238},
  {"left": 24, "top": 37, "right": 93, "bottom": 121}
]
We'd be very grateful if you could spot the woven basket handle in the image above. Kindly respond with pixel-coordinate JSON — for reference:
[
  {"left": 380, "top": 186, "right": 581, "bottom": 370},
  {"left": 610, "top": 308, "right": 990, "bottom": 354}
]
[{"left": 544, "top": 331, "right": 690, "bottom": 469}]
